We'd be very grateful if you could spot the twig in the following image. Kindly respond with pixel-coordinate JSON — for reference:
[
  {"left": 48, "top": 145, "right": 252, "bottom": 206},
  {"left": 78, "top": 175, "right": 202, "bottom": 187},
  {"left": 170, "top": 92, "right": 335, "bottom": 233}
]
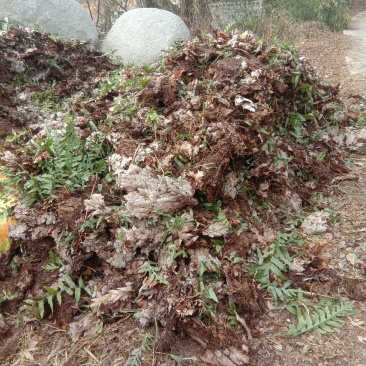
[{"left": 235, "top": 311, "right": 253, "bottom": 341}]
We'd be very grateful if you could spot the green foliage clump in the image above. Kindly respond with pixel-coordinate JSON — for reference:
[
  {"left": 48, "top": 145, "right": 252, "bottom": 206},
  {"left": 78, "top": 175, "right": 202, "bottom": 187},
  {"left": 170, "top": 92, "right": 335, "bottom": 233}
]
[
  {"left": 247, "top": 231, "right": 355, "bottom": 336},
  {"left": 269, "top": 0, "right": 350, "bottom": 30},
  {"left": 1, "top": 120, "right": 111, "bottom": 204},
  {"left": 126, "top": 333, "right": 152, "bottom": 366},
  {"left": 20, "top": 274, "right": 91, "bottom": 320},
  {"left": 247, "top": 231, "right": 304, "bottom": 284}
]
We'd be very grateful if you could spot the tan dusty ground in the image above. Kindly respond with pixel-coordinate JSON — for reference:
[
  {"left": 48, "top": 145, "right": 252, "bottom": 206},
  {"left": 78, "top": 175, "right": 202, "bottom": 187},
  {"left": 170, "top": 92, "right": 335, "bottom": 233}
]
[{"left": 295, "top": 25, "right": 366, "bottom": 98}]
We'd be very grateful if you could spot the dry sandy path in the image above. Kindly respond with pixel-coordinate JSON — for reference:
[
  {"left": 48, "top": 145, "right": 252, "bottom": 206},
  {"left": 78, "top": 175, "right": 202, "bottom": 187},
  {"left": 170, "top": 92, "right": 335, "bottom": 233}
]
[
  {"left": 344, "top": 10, "right": 366, "bottom": 82},
  {"left": 294, "top": 11, "right": 366, "bottom": 99}
]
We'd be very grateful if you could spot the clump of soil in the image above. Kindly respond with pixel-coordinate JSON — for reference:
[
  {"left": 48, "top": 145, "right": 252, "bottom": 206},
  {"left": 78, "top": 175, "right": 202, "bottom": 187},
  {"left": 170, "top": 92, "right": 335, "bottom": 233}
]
[{"left": 0, "top": 27, "right": 362, "bottom": 365}]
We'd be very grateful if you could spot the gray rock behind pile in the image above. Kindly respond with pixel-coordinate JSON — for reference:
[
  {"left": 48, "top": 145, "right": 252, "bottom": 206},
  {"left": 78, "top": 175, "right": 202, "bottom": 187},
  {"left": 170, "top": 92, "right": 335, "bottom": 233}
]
[
  {"left": 101, "top": 8, "right": 190, "bottom": 66},
  {"left": 0, "top": 0, "right": 98, "bottom": 44}
]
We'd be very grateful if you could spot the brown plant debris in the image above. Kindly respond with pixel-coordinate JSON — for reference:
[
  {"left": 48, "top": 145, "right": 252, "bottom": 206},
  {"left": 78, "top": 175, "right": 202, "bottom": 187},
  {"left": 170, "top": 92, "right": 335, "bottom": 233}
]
[{"left": 0, "top": 27, "right": 360, "bottom": 365}]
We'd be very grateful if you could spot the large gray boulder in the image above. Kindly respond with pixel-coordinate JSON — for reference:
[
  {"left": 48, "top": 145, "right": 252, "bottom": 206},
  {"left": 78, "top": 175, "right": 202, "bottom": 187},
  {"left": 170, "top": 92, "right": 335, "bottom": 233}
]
[
  {"left": 0, "top": 0, "right": 98, "bottom": 44},
  {"left": 101, "top": 8, "right": 190, "bottom": 66}
]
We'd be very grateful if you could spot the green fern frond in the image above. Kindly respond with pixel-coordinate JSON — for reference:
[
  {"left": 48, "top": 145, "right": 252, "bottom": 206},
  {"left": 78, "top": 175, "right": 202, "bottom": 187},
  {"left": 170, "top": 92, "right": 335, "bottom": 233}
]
[
  {"left": 247, "top": 231, "right": 305, "bottom": 284},
  {"left": 43, "top": 251, "right": 64, "bottom": 271},
  {"left": 288, "top": 301, "right": 355, "bottom": 336},
  {"left": 217, "top": 208, "right": 232, "bottom": 230},
  {"left": 267, "top": 280, "right": 302, "bottom": 303},
  {"left": 127, "top": 333, "right": 152, "bottom": 366}
]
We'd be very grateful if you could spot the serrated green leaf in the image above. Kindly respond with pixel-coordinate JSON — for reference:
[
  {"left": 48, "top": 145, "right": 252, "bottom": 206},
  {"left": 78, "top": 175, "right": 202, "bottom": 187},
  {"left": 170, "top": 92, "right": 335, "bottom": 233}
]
[
  {"left": 313, "top": 312, "right": 320, "bottom": 326},
  {"left": 257, "top": 248, "right": 264, "bottom": 264},
  {"left": 297, "top": 307, "right": 305, "bottom": 328},
  {"left": 314, "top": 327, "right": 328, "bottom": 334},
  {"left": 269, "top": 287, "right": 278, "bottom": 302},
  {"left": 305, "top": 312, "right": 313, "bottom": 328},
  {"left": 84, "top": 286, "right": 92, "bottom": 296},
  {"left": 288, "top": 301, "right": 355, "bottom": 336},
  {"left": 208, "top": 287, "right": 218, "bottom": 303},
  {"left": 269, "top": 263, "right": 287, "bottom": 280},
  {"left": 324, "top": 306, "right": 332, "bottom": 317},
  {"left": 75, "top": 287, "right": 81, "bottom": 304},
  {"left": 325, "top": 319, "right": 344, "bottom": 328},
  {"left": 275, "top": 287, "right": 285, "bottom": 302},
  {"left": 64, "top": 274, "right": 76, "bottom": 289},
  {"left": 316, "top": 308, "right": 326, "bottom": 320},
  {"left": 318, "top": 323, "right": 334, "bottom": 333},
  {"left": 275, "top": 247, "right": 292, "bottom": 267},
  {"left": 271, "top": 256, "right": 287, "bottom": 271},
  {"left": 57, "top": 292, "right": 62, "bottom": 306},
  {"left": 47, "top": 295, "right": 54, "bottom": 313},
  {"left": 43, "top": 286, "right": 58, "bottom": 296},
  {"left": 58, "top": 281, "right": 66, "bottom": 291},
  {"left": 286, "top": 304, "right": 297, "bottom": 315}
]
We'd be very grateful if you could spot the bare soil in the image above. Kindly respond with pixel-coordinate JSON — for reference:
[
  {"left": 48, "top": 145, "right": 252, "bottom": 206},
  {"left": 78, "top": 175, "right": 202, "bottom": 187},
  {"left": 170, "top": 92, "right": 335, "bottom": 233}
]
[{"left": 295, "top": 29, "right": 366, "bottom": 99}]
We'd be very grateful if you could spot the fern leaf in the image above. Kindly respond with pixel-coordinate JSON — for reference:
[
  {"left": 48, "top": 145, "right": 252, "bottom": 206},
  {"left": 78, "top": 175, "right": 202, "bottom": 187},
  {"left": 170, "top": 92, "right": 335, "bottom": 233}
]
[
  {"left": 257, "top": 248, "right": 265, "bottom": 265},
  {"left": 46, "top": 295, "right": 54, "bottom": 314},
  {"left": 64, "top": 274, "right": 76, "bottom": 289},
  {"left": 269, "top": 263, "right": 287, "bottom": 280},
  {"left": 275, "top": 246, "right": 292, "bottom": 267},
  {"left": 217, "top": 209, "right": 232, "bottom": 229},
  {"left": 56, "top": 292, "right": 62, "bottom": 306},
  {"left": 288, "top": 302, "right": 355, "bottom": 336},
  {"left": 247, "top": 231, "right": 297, "bottom": 284},
  {"left": 286, "top": 304, "right": 297, "bottom": 315},
  {"left": 271, "top": 256, "right": 287, "bottom": 271},
  {"left": 269, "top": 287, "right": 278, "bottom": 302}
]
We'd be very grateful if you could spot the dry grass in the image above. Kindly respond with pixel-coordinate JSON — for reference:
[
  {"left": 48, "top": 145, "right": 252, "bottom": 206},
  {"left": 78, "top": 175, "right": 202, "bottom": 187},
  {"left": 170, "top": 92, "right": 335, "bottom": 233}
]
[{"left": 247, "top": 11, "right": 326, "bottom": 44}]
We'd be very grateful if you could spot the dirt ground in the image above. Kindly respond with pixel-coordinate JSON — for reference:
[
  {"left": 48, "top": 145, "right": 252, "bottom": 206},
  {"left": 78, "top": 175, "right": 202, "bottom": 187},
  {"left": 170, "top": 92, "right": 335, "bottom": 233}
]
[
  {"left": 295, "top": 30, "right": 366, "bottom": 99},
  {"left": 1, "top": 9, "right": 366, "bottom": 366}
]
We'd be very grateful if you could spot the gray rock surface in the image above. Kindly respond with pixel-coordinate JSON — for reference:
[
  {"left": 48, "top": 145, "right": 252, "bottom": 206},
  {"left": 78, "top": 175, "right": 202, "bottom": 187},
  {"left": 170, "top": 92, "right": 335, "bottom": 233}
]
[
  {"left": 0, "top": 0, "right": 98, "bottom": 44},
  {"left": 101, "top": 8, "right": 190, "bottom": 66}
]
